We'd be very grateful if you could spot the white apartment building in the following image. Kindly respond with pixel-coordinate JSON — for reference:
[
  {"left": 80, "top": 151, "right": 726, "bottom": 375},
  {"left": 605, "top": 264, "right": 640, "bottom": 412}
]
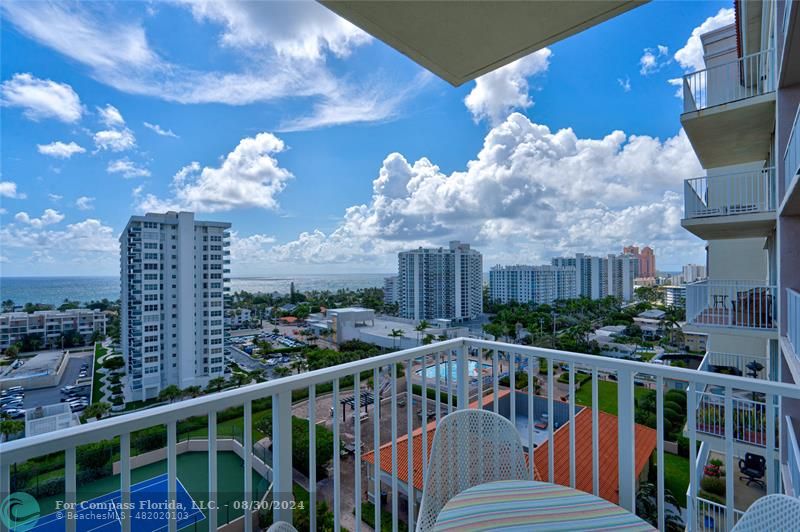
[
  {"left": 0, "top": 309, "right": 106, "bottom": 351},
  {"left": 662, "top": 285, "right": 687, "bottom": 309},
  {"left": 225, "top": 308, "right": 253, "bottom": 329},
  {"left": 397, "top": 241, "right": 482, "bottom": 321},
  {"left": 383, "top": 275, "right": 399, "bottom": 306},
  {"left": 120, "top": 212, "right": 231, "bottom": 401},
  {"left": 679, "top": 0, "right": 800, "bottom": 520},
  {"left": 682, "top": 263, "right": 708, "bottom": 283},
  {"left": 551, "top": 253, "right": 636, "bottom": 301},
  {"left": 489, "top": 264, "right": 577, "bottom": 305}
]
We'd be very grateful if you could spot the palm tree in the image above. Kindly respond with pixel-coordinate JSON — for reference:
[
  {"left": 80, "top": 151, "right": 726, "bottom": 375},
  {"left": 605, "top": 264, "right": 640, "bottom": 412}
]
[
  {"left": 84, "top": 402, "right": 111, "bottom": 421},
  {"left": 232, "top": 372, "right": 250, "bottom": 387},
  {"left": 415, "top": 320, "right": 431, "bottom": 344},
  {"left": 0, "top": 419, "right": 24, "bottom": 442},
  {"left": 291, "top": 358, "right": 308, "bottom": 375},
  {"left": 183, "top": 385, "right": 203, "bottom": 398},
  {"left": 389, "top": 328, "right": 404, "bottom": 349},
  {"left": 273, "top": 366, "right": 291, "bottom": 378},
  {"left": 635, "top": 482, "right": 683, "bottom": 531},
  {"left": 159, "top": 384, "right": 183, "bottom": 403},
  {"left": 207, "top": 377, "right": 226, "bottom": 393}
]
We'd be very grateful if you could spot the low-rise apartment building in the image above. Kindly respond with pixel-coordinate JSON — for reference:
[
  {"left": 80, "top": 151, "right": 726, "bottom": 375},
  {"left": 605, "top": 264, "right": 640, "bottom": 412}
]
[{"left": 0, "top": 309, "right": 106, "bottom": 351}]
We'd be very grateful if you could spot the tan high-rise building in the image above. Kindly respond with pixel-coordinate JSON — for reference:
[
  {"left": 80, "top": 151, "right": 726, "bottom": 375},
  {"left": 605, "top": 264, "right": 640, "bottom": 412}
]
[{"left": 622, "top": 245, "right": 656, "bottom": 278}]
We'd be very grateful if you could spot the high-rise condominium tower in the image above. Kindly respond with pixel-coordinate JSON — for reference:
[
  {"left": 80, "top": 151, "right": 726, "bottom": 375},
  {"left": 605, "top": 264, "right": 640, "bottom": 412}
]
[
  {"left": 398, "top": 241, "right": 483, "bottom": 321},
  {"left": 489, "top": 265, "right": 577, "bottom": 305},
  {"left": 120, "top": 211, "right": 230, "bottom": 401},
  {"left": 622, "top": 245, "right": 656, "bottom": 278},
  {"left": 552, "top": 253, "right": 636, "bottom": 301}
]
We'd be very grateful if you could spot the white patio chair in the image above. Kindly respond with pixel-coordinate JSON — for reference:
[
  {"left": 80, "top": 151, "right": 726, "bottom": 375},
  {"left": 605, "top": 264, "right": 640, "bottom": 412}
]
[
  {"left": 266, "top": 521, "right": 297, "bottom": 532},
  {"left": 416, "top": 409, "right": 530, "bottom": 532},
  {"left": 731, "top": 494, "right": 800, "bottom": 531}
]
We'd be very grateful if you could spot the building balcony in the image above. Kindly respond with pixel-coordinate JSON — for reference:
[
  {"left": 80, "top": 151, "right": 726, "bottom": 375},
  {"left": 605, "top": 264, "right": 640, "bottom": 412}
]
[
  {"left": 699, "top": 351, "right": 769, "bottom": 381},
  {"left": 2, "top": 338, "right": 798, "bottom": 532},
  {"left": 681, "top": 49, "right": 776, "bottom": 168},
  {"left": 780, "top": 0, "right": 800, "bottom": 87},
  {"left": 682, "top": 169, "right": 776, "bottom": 239},
  {"left": 686, "top": 281, "right": 777, "bottom": 335}
]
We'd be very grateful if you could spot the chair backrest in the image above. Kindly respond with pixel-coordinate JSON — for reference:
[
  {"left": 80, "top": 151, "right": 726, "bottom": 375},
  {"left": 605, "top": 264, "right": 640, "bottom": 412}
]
[
  {"left": 731, "top": 495, "right": 800, "bottom": 531},
  {"left": 415, "top": 409, "right": 530, "bottom": 532},
  {"left": 744, "top": 452, "right": 766, "bottom": 471}
]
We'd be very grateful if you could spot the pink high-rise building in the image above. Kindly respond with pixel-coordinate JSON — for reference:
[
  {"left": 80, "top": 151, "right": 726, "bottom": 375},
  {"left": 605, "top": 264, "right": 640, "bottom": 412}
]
[{"left": 622, "top": 245, "right": 656, "bottom": 278}]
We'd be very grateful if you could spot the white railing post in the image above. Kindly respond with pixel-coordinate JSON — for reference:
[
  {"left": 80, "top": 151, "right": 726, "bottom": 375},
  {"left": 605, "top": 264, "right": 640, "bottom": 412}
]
[
  {"left": 207, "top": 412, "right": 218, "bottom": 531},
  {"left": 120, "top": 432, "right": 131, "bottom": 532},
  {"left": 0, "top": 461, "right": 9, "bottom": 532},
  {"left": 724, "top": 388, "right": 734, "bottom": 531},
  {"left": 456, "top": 341, "right": 469, "bottom": 409},
  {"left": 272, "top": 391, "right": 293, "bottom": 524},
  {"left": 243, "top": 400, "right": 253, "bottom": 532},
  {"left": 656, "top": 375, "right": 665, "bottom": 532},
  {"left": 617, "top": 369, "right": 635, "bottom": 512},
  {"left": 688, "top": 383, "right": 698, "bottom": 532},
  {"left": 65, "top": 446, "right": 77, "bottom": 532},
  {"left": 168, "top": 420, "right": 177, "bottom": 532}
]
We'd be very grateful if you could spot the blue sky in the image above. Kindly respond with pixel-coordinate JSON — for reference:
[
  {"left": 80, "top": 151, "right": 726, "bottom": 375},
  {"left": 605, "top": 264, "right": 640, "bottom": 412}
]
[{"left": 0, "top": 1, "right": 734, "bottom": 276}]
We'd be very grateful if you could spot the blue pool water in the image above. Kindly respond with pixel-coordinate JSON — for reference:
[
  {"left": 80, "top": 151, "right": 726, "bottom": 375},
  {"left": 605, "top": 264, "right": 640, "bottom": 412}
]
[{"left": 417, "top": 360, "right": 492, "bottom": 382}]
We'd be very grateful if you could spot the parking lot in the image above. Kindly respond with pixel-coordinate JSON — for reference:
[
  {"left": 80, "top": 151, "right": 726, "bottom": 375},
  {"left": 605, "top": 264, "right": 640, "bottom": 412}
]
[{"left": 1, "top": 353, "right": 93, "bottom": 415}]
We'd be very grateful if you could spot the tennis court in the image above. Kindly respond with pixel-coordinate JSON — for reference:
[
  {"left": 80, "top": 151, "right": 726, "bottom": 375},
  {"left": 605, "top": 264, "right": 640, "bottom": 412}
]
[{"left": 29, "top": 473, "right": 205, "bottom": 532}]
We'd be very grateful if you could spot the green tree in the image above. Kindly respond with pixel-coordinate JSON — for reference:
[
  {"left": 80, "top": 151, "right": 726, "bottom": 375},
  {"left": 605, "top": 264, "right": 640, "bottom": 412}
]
[
  {"left": 1, "top": 299, "right": 14, "bottom": 312},
  {"left": 273, "top": 366, "right": 291, "bottom": 378},
  {"left": 183, "top": 385, "right": 203, "bottom": 398},
  {"left": 207, "top": 377, "right": 226, "bottom": 393},
  {"left": 388, "top": 328, "right": 404, "bottom": 349},
  {"left": 415, "top": 320, "right": 431, "bottom": 344},
  {"left": 159, "top": 384, "right": 183, "bottom": 403},
  {"left": 4, "top": 345, "right": 19, "bottom": 359},
  {"left": 84, "top": 402, "right": 111, "bottom": 421},
  {"left": 232, "top": 372, "right": 250, "bottom": 387},
  {"left": 0, "top": 420, "right": 24, "bottom": 441},
  {"left": 636, "top": 482, "right": 684, "bottom": 531}
]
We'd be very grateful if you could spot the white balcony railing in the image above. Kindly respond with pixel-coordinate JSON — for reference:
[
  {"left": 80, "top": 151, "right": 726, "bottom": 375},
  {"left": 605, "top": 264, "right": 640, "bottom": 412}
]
[
  {"left": 785, "top": 105, "right": 800, "bottom": 195},
  {"left": 789, "top": 289, "right": 800, "bottom": 356},
  {"left": 2, "top": 338, "right": 799, "bottom": 532},
  {"left": 683, "top": 49, "right": 775, "bottom": 112},
  {"left": 695, "top": 390, "right": 773, "bottom": 447},
  {"left": 686, "top": 280, "right": 777, "bottom": 330},
  {"left": 684, "top": 169, "right": 775, "bottom": 219},
  {"left": 699, "top": 351, "right": 769, "bottom": 380},
  {"left": 786, "top": 417, "right": 800, "bottom": 497}
]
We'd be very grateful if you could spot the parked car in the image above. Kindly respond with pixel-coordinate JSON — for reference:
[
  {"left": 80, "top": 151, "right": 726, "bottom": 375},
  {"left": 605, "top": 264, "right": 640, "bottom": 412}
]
[
  {"left": 0, "top": 395, "right": 24, "bottom": 405},
  {"left": 2, "top": 386, "right": 24, "bottom": 395},
  {"left": 2, "top": 408, "right": 25, "bottom": 419}
]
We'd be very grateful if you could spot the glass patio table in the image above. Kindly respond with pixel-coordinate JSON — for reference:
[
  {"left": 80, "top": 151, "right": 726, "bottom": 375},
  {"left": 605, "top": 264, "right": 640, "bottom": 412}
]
[{"left": 433, "top": 480, "right": 655, "bottom": 531}]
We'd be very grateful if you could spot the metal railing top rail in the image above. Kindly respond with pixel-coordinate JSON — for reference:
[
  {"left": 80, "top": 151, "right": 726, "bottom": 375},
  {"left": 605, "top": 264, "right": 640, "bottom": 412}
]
[
  {"left": 4, "top": 337, "right": 800, "bottom": 464},
  {"left": 685, "top": 167, "right": 775, "bottom": 181}
]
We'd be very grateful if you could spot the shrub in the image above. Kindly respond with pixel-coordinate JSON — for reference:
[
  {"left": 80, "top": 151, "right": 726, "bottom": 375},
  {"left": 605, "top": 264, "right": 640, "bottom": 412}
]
[
  {"left": 112, "top": 396, "right": 124, "bottom": 406},
  {"left": 291, "top": 416, "right": 336, "bottom": 478},
  {"left": 700, "top": 476, "right": 725, "bottom": 496},
  {"left": 102, "top": 356, "right": 124, "bottom": 370},
  {"left": 77, "top": 441, "right": 114, "bottom": 471}
]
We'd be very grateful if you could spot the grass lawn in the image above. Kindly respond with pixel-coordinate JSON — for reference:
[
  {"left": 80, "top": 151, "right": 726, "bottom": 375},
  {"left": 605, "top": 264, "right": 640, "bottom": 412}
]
[
  {"left": 574, "top": 379, "right": 650, "bottom": 415},
  {"left": 91, "top": 344, "right": 106, "bottom": 404},
  {"left": 662, "top": 453, "right": 690, "bottom": 507}
]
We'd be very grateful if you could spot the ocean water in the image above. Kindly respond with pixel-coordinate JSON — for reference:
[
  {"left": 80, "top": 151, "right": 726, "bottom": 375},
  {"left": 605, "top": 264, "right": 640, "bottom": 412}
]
[{"left": 0, "top": 274, "right": 392, "bottom": 307}]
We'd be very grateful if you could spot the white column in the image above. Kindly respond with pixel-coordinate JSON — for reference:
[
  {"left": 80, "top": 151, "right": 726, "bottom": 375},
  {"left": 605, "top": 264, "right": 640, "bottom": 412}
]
[
  {"left": 616, "top": 369, "right": 635, "bottom": 512},
  {"left": 208, "top": 411, "right": 218, "bottom": 531},
  {"left": 272, "top": 392, "right": 293, "bottom": 524},
  {"left": 120, "top": 433, "right": 131, "bottom": 532},
  {"left": 168, "top": 421, "right": 177, "bottom": 532}
]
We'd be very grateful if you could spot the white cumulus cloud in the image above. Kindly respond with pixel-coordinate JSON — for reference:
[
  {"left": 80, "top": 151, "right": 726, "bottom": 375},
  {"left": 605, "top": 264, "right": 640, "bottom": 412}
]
[
  {"left": 37, "top": 141, "right": 86, "bottom": 158},
  {"left": 75, "top": 196, "right": 95, "bottom": 211},
  {"left": 0, "top": 73, "right": 83, "bottom": 122},
  {"left": 97, "top": 104, "right": 125, "bottom": 127},
  {"left": 268, "top": 114, "right": 705, "bottom": 269},
  {"left": 14, "top": 208, "right": 65, "bottom": 228},
  {"left": 94, "top": 128, "right": 136, "bottom": 152},
  {"left": 639, "top": 45, "right": 670, "bottom": 75},
  {"left": 674, "top": 8, "right": 735, "bottom": 72},
  {"left": 107, "top": 158, "right": 150, "bottom": 178},
  {"left": 464, "top": 49, "right": 551, "bottom": 125},
  {"left": 137, "top": 132, "right": 293, "bottom": 213},
  {"left": 0, "top": 181, "right": 27, "bottom": 199}
]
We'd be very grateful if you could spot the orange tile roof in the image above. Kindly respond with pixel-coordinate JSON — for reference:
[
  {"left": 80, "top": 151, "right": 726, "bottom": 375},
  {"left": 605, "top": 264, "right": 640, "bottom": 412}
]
[
  {"left": 362, "top": 399, "right": 657, "bottom": 505},
  {"left": 280, "top": 316, "right": 298, "bottom": 323}
]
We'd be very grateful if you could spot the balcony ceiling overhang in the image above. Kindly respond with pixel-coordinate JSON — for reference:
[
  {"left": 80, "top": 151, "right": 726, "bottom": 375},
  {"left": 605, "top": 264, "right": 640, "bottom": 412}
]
[
  {"left": 681, "top": 213, "right": 776, "bottom": 240},
  {"left": 680, "top": 93, "right": 775, "bottom": 169},
  {"left": 320, "top": 0, "right": 646, "bottom": 86}
]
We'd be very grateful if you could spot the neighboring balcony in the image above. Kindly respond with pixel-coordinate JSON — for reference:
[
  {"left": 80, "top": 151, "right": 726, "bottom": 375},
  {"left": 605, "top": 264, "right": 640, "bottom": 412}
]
[
  {"left": 682, "top": 169, "right": 776, "bottom": 239},
  {"left": 699, "top": 351, "right": 769, "bottom": 381},
  {"left": 786, "top": 288, "right": 800, "bottom": 364},
  {"left": 681, "top": 49, "right": 776, "bottom": 168},
  {"left": 686, "top": 280, "right": 777, "bottom": 335},
  {"left": 2, "top": 338, "right": 798, "bottom": 532}
]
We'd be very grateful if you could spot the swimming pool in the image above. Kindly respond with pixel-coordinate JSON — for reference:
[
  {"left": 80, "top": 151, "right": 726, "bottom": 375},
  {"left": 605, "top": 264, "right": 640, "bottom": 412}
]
[{"left": 416, "top": 360, "right": 492, "bottom": 383}]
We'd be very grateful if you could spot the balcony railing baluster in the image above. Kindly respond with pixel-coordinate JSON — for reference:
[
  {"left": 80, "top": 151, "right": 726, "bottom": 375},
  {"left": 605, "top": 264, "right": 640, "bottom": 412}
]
[
  {"left": 332, "top": 379, "right": 341, "bottom": 532},
  {"left": 592, "top": 367, "right": 600, "bottom": 497},
  {"left": 527, "top": 355, "right": 535, "bottom": 482},
  {"left": 656, "top": 375, "right": 665, "bottom": 532},
  {"left": 406, "top": 359, "right": 415, "bottom": 531},
  {"left": 547, "top": 360, "right": 555, "bottom": 483},
  {"left": 207, "top": 413, "right": 217, "bottom": 531},
  {"left": 371, "top": 366, "right": 380, "bottom": 531},
  {"left": 391, "top": 364, "right": 398, "bottom": 532},
  {"left": 568, "top": 363, "right": 576, "bottom": 489},
  {"left": 308, "top": 385, "right": 317, "bottom": 532}
]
